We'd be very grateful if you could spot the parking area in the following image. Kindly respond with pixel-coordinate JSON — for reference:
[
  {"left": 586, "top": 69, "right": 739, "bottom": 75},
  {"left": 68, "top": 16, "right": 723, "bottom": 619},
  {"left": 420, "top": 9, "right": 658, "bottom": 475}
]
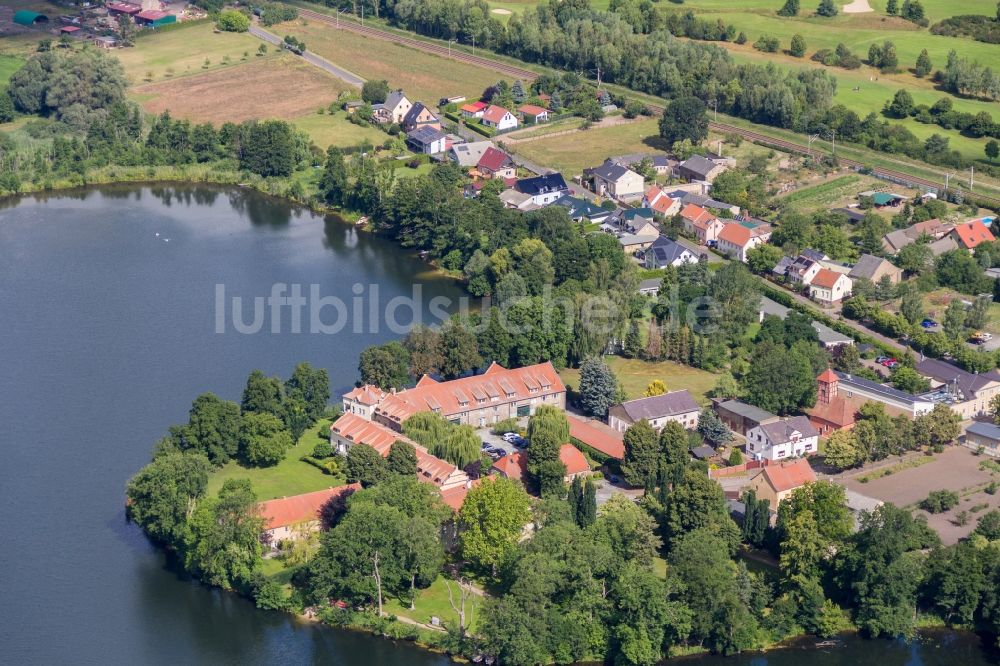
[{"left": 477, "top": 422, "right": 529, "bottom": 460}]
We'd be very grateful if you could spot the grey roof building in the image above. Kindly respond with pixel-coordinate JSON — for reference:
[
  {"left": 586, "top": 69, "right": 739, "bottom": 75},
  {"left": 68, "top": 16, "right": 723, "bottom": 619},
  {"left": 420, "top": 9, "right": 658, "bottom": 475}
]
[
  {"left": 915, "top": 358, "right": 1000, "bottom": 401},
  {"left": 756, "top": 416, "right": 819, "bottom": 446},
  {"left": 449, "top": 140, "right": 493, "bottom": 167},
  {"left": 608, "top": 390, "right": 701, "bottom": 432},
  {"left": 713, "top": 399, "right": 780, "bottom": 436},
  {"left": 644, "top": 235, "right": 705, "bottom": 269}
]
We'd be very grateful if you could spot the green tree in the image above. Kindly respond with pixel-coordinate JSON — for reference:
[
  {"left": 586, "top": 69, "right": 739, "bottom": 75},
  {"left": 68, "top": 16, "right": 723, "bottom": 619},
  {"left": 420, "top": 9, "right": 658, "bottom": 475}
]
[
  {"left": 623, "top": 319, "right": 643, "bottom": 359},
  {"left": 816, "top": 0, "right": 838, "bottom": 17},
  {"left": 915, "top": 49, "right": 932, "bottom": 77},
  {"left": 241, "top": 369, "right": 284, "bottom": 416},
  {"left": 526, "top": 405, "right": 569, "bottom": 496},
  {"left": 116, "top": 14, "right": 137, "bottom": 46},
  {"left": 439, "top": 318, "right": 483, "bottom": 379},
  {"left": 580, "top": 478, "right": 597, "bottom": 527},
  {"left": 823, "top": 429, "right": 862, "bottom": 470},
  {"left": 403, "top": 324, "right": 444, "bottom": 377},
  {"left": 236, "top": 119, "right": 299, "bottom": 177},
  {"left": 386, "top": 440, "right": 418, "bottom": 476},
  {"left": 986, "top": 140, "right": 1000, "bottom": 164},
  {"left": 742, "top": 341, "right": 817, "bottom": 414},
  {"left": 777, "top": 0, "right": 800, "bottom": 16},
  {"left": 789, "top": 34, "right": 807, "bottom": 57},
  {"left": 578, "top": 356, "right": 620, "bottom": 417},
  {"left": 174, "top": 393, "right": 242, "bottom": 465},
  {"left": 741, "top": 489, "right": 770, "bottom": 547},
  {"left": 780, "top": 508, "right": 827, "bottom": 581},
  {"left": 622, "top": 419, "right": 660, "bottom": 488},
  {"left": 943, "top": 298, "right": 967, "bottom": 339},
  {"left": 886, "top": 0, "right": 898, "bottom": 13},
  {"left": 900, "top": 287, "right": 925, "bottom": 325},
  {"left": 359, "top": 341, "right": 410, "bottom": 389},
  {"left": 345, "top": 443, "right": 389, "bottom": 487},
  {"left": 361, "top": 79, "right": 390, "bottom": 104},
  {"left": 921, "top": 489, "right": 959, "bottom": 513},
  {"left": 662, "top": 469, "right": 731, "bottom": 549},
  {"left": 216, "top": 9, "right": 250, "bottom": 32},
  {"left": 460, "top": 477, "right": 532, "bottom": 577},
  {"left": 658, "top": 95, "right": 708, "bottom": 148},
  {"left": 659, "top": 421, "right": 690, "bottom": 487},
  {"left": 884, "top": 89, "right": 914, "bottom": 118},
  {"left": 747, "top": 244, "right": 784, "bottom": 274},
  {"left": 284, "top": 361, "right": 330, "bottom": 420},
  {"left": 183, "top": 478, "right": 263, "bottom": 590},
  {"left": 698, "top": 408, "right": 733, "bottom": 447},
  {"left": 319, "top": 146, "right": 349, "bottom": 206},
  {"left": 126, "top": 450, "right": 211, "bottom": 545},
  {"left": 239, "top": 412, "right": 292, "bottom": 467}
]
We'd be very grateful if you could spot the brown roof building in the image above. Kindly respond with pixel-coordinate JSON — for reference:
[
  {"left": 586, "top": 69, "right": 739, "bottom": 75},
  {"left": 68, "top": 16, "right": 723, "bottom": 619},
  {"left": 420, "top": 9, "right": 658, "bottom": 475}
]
[{"left": 258, "top": 483, "right": 361, "bottom": 545}]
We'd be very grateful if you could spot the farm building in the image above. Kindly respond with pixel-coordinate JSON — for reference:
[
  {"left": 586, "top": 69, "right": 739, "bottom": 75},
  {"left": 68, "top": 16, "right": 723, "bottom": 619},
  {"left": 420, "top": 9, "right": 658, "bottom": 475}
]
[
  {"left": 13, "top": 10, "right": 50, "bottom": 25},
  {"left": 135, "top": 10, "right": 176, "bottom": 27}
]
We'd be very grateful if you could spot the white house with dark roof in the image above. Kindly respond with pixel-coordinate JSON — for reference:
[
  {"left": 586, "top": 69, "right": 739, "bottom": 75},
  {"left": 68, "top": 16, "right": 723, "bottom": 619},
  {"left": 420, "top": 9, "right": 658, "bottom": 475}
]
[
  {"left": 746, "top": 416, "right": 819, "bottom": 462},
  {"left": 449, "top": 140, "right": 493, "bottom": 167},
  {"left": 848, "top": 254, "right": 903, "bottom": 285},
  {"left": 513, "top": 173, "right": 569, "bottom": 206},
  {"left": 373, "top": 90, "right": 412, "bottom": 124},
  {"left": 677, "top": 154, "right": 727, "bottom": 184},
  {"left": 590, "top": 160, "right": 645, "bottom": 202},
  {"left": 607, "top": 390, "right": 701, "bottom": 433},
  {"left": 644, "top": 235, "right": 705, "bottom": 269}
]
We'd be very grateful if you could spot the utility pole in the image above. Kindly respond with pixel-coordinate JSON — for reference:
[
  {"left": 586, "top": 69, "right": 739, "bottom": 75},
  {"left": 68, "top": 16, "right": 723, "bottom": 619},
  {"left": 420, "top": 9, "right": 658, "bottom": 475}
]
[
  {"left": 717, "top": 139, "right": 723, "bottom": 156},
  {"left": 361, "top": 5, "right": 364, "bottom": 26},
  {"left": 944, "top": 172, "right": 955, "bottom": 194},
  {"left": 710, "top": 99, "right": 718, "bottom": 122},
  {"left": 448, "top": 39, "right": 455, "bottom": 57},
  {"left": 594, "top": 66, "right": 602, "bottom": 89},
  {"left": 807, "top": 134, "right": 819, "bottom": 158},
  {"left": 970, "top": 166, "right": 975, "bottom": 190},
  {"left": 830, "top": 129, "right": 836, "bottom": 156},
  {"left": 336, "top": 8, "right": 346, "bottom": 27},
  {"left": 471, "top": 35, "right": 475, "bottom": 55}
]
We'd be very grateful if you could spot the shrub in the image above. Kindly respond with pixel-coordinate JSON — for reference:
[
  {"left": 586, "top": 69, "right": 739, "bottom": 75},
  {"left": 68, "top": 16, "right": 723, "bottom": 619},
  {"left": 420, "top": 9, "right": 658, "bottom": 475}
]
[
  {"left": 921, "top": 489, "right": 960, "bottom": 513},
  {"left": 216, "top": 9, "right": 250, "bottom": 32},
  {"left": 491, "top": 417, "right": 521, "bottom": 435}
]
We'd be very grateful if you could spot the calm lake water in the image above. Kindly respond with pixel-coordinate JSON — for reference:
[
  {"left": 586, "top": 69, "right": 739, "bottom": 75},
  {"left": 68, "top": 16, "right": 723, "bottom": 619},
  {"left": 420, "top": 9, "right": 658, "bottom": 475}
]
[{"left": 0, "top": 185, "right": 996, "bottom": 665}]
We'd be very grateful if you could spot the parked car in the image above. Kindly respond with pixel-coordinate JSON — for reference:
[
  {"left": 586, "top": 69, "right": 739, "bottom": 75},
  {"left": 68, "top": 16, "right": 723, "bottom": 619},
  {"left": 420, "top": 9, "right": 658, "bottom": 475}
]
[
  {"left": 970, "top": 331, "right": 993, "bottom": 344},
  {"left": 512, "top": 436, "right": 528, "bottom": 448},
  {"left": 921, "top": 319, "right": 938, "bottom": 328},
  {"left": 879, "top": 357, "right": 898, "bottom": 367},
  {"left": 875, "top": 355, "right": 889, "bottom": 363},
  {"left": 501, "top": 432, "right": 519, "bottom": 443}
]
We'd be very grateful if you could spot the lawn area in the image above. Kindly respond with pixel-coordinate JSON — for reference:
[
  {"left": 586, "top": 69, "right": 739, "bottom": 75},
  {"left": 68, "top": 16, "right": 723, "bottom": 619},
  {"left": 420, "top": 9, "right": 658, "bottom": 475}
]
[
  {"left": 558, "top": 356, "right": 720, "bottom": 405},
  {"left": 292, "top": 111, "right": 389, "bottom": 149},
  {"left": 130, "top": 55, "right": 346, "bottom": 125},
  {"left": 279, "top": 19, "right": 507, "bottom": 103},
  {"left": 116, "top": 21, "right": 264, "bottom": 85},
  {"left": 206, "top": 417, "right": 344, "bottom": 501},
  {"left": 0, "top": 54, "right": 23, "bottom": 86},
  {"left": 512, "top": 118, "right": 665, "bottom": 177},
  {"left": 777, "top": 173, "right": 869, "bottom": 211},
  {"left": 383, "top": 575, "right": 483, "bottom": 632},
  {"left": 920, "top": 289, "right": 1000, "bottom": 334}
]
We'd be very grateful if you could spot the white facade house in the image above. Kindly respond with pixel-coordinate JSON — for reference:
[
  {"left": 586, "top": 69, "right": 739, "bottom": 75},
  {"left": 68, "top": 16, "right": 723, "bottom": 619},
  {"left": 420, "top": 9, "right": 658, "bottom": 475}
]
[
  {"left": 746, "top": 416, "right": 819, "bottom": 462},
  {"left": 482, "top": 105, "right": 519, "bottom": 131},
  {"left": 808, "top": 269, "right": 853, "bottom": 306},
  {"left": 608, "top": 391, "right": 701, "bottom": 433}
]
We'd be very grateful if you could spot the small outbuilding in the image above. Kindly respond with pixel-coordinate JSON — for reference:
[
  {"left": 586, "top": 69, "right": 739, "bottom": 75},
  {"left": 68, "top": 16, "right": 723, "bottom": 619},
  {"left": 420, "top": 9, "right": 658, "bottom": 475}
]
[{"left": 13, "top": 10, "right": 50, "bottom": 26}]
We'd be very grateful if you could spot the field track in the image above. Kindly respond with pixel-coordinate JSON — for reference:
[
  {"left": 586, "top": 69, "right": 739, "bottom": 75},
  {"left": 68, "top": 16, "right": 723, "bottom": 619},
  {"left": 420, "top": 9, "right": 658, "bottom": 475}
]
[{"left": 295, "top": 8, "right": 1000, "bottom": 207}]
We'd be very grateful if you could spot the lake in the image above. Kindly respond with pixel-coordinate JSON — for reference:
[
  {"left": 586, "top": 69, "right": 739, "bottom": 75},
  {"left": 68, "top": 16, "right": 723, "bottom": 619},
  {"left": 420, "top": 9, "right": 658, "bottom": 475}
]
[{"left": 0, "top": 186, "right": 996, "bottom": 665}]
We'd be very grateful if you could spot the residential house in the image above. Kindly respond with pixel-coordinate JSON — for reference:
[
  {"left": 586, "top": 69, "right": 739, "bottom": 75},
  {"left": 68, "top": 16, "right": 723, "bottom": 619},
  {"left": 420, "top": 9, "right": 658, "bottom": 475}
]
[
  {"left": 848, "top": 254, "right": 904, "bottom": 285},
  {"left": 368, "top": 361, "right": 567, "bottom": 430},
  {"left": 406, "top": 127, "right": 449, "bottom": 155},
  {"left": 608, "top": 390, "right": 701, "bottom": 433},
  {"left": 638, "top": 277, "right": 664, "bottom": 296},
  {"left": 481, "top": 105, "right": 518, "bottom": 131},
  {"left": 342, "top": 384, "right": 388, "bottom": 420},
  {"left": 330, "top": 413, "right": 470, "bottom": 491},
  {"left": 608, "top": 153, "right": 674, "bottom": 176},
  {"left": 590, "top": 161, "right": 645, "bottom": 202},
  {"left": 964, "top": 421, "right": 1000, "bottom": 457},
  {"left": 449, "top": 140, "right": 492, "bottom": 167},
  {"left": 619, "top": 234, "right": 658, "bottom": 254},
  {"left": 552, "top": 195, "right": 612, "bottom": 224},
  {"left": 643, "top": 185, "right": 681, "bottom": 218},
  {"left": 831, "top": 370, "right": 935, "bottom": 417},
  {"left": 492, "top": 444, "right": 591, "bottom": 483},
  {"left": 518, "top": 104, "right": 550, "bottom": 124},
  {"left": 717, "top": 223, "right": 769, "bottom": 262},
  {"left": 477, "top": 147, "right": 516, "bottom": 180},
  {"left": 831, "top": 207, "right": 867, "bottom": 224},
  {"left": 401, "top": 102, "right": 441, "bottom": 133},
  {"left": 680, "top": 204, "right": 724, "bottom": 244},
  {"left": 758, "top": 296, "right": 854, "bottom": 348},
  {"left": 785, "top": 256, "right": 823, "bottom": 286},
  {"left": 712, "top": 399, "right": 780, "bottom": 437},
  {"left": 644, "top": 235, "right": 706, "bottom": 269},
  {"left": 566, "top": 412, "right": 625, "bottom": 460},
  {"left": 747, "top": 459, "right": 817, "bottom": 507},
  {"left": 258, "top": 484, "right": 361, "bottom": 546},
  {"left": 951, "top": 221, "right": 996, "bottom": 251},
  {"left": 808, "top": 268, "right": 853, "bottom": 306},
  {"left": 806, "top": 369, "right": 868, "bottom": 435},
  {"left": 498, "top": 189, "right": 538, "bottom": 211},
  {"left": 746, "top": 416, "right": 820, "bottom": 462},
  {"left": 459, "top": 101, "right": 488, "bottom": 119},
  {"left": 915, "top": 358, "right": 1000, "bottom": 419},
  {"left": 514, "top": 173, "right": 570, "bottom": 206},
  {"left": 677, "top": 154, "right": 728, "bottom": 183},
  {"left": 673, "top": 192, "right": 740, "bottom": 217},
  {"left": 610, "top": 207, "right": 656, "bottom": 234},
  {"left": 881, "top": 218, "right": 954, "bottom": 254},
  {"left": 373, "top": 90, "right": 412, "bottom": 125}
]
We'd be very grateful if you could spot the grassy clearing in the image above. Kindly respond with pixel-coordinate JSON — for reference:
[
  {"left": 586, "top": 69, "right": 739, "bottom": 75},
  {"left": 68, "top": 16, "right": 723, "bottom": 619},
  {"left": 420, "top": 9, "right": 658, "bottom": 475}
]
[
  {"left": 291, "top": 111, "right": 389, "bottom": 149},
  {"left": 0, "top": 54, "right": 24, "bottom": 85},
  {"left": 505, "top": 116, "right": 586, "bottom": 140},
  {"left": 512, "top": 118, "right": 665, "bottom": 176},
  {"left": 279, "top": 19, "right": 507, "bottom": 103},
  {"left": 383, "top": 576, "right": 482, "bottom": 632},
  {"left": 116, "top": 21, "right": 264, "bottom": 84},
  {"left": 778, "top": 174, "right": 863, "bottom": 208},
  {"left": 131, "top": 55, "right": 345, "bottom": 124},
  {"left": 856, "top": 454, "right": 935, "bottom": 484},
  {"left": 558, "top": 356, "right": 720, "bottom": 405},
  {"left": 207, "top": 418, "right": 345, "bottom": 501}
]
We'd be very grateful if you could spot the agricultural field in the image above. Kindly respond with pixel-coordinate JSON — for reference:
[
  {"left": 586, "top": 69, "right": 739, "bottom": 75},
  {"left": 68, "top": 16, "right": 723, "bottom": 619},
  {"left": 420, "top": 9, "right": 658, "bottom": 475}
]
[
  {"left": 278, "top": 19, "right": 508, "bottom": 104},
  {"left": 116, "top": 21, "right": 263, "bottom": 84},
  {"left": 558, "top": 356, "right": 720, "bottom": 405},
  {"left": 511, "top": 118, "right": 666, "bottom": 177},
  {"left": 130, "top": 55, "right": 345, "bottom": 124},
  {"left": 776, "top": 172, "right": 906, "bottom": 212}
]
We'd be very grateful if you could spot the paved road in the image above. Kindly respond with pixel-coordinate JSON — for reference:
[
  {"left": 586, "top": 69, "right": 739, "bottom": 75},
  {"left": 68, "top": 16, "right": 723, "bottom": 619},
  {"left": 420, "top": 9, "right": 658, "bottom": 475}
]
[{"left": 249, "top": 25, "right": 365, "bottom": 87}]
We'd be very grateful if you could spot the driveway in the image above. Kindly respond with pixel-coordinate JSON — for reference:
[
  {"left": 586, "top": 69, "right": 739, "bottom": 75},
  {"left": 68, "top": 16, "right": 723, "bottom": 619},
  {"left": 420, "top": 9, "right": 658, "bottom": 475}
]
[{"left": 249, "top": 25, "right": 365, "bottom": 87}]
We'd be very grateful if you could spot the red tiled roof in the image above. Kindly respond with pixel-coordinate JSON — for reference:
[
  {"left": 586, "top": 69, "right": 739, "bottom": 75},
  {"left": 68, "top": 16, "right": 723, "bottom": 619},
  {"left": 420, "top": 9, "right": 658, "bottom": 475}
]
[
  {"left": 817, "top": 368, "right": 839, "bottom": 384},
  {"left": 258, "top": 484, "right": 361, "bottom": 531},
  {"left": 440, "top": 479, "right": 480, "bottom": 511},
  {"left": 344, "top": 384, "right": 387, "bottom": 406},
  {"left": 477, "top": 146, "right": 513, "bottom": 172},
  {"left": 718, "top": 223, "right": 752, "bottom": 246},
  {"left": 374, "top": 362, "right": 565, "bottom": 426},
  {"left": 680, "top": 203, "right": 715, "bottom": 228},
  {"left": 482, "top": 105, "right": 512, "bottom": 124},
  {"left": 761, "top": 459, "right": 816, "bottom": 493},
  {"left": 952, "top": 222, "right": 995, "bottom": 250},
  {"left": 566, "top": 413, "right": 624, "bottom": 459},
  {"left": 518, "top": 104, "right": 548, "bottom": 116},
  {"left": 806, "top": 395, "right": 862, "bottom": 429},
  {"left": 559, "top": 444, "right": 590, "bottom": 476},
  {"left": 460, "top": 101, "right": 487, "bottom": 113},
  {"left": 107, "top": 2, "right": 140, "bottom": 13},
  {"left": 810, "top": 268, "right": 843, "bottom": 289},
  {"left": 331, "top": 413, "right": 464, "bottom": 486},
  {"left": 137, "top": 9, "right": 169, "bottom": 19},
  {"left": 492, "top": 451, "right": 527, "bottom": 481}
]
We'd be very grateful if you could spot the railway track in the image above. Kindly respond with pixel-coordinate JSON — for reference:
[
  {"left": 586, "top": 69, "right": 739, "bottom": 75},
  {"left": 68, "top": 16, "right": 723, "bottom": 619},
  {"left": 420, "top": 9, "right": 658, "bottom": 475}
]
[{"left": 296, "top": 8, "right": 1000, "bottom": 207}]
